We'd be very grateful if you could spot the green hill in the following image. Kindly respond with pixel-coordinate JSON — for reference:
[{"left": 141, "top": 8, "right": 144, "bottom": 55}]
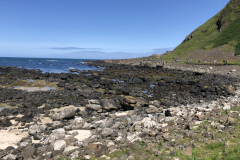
[{"left": 163, "top": 0, "right": 240, "bottom": 62}]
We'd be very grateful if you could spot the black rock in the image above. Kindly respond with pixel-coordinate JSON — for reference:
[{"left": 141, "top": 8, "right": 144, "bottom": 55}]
[{"left": 165, "top": 110, "right": 172, "bottom": 117}]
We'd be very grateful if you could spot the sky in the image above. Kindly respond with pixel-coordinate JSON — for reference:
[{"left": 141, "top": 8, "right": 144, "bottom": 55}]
[{"left": 0, "top": 0, "right": 230, "bottom": 59}]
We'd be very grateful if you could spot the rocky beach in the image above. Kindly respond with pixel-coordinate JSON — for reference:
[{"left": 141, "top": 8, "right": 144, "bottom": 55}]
[{"left": 0, "top": 60, "right": 240, "bottom": 160}]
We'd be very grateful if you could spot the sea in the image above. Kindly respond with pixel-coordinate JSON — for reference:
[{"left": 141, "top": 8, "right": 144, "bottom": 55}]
[{"left": 0, "top": 57, "right": 102, "bottom": 73}]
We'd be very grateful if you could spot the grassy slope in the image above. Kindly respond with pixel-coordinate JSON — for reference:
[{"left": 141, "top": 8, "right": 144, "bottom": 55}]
[{"left": 162, "top": 0, "right": 240, "bottom": 61}]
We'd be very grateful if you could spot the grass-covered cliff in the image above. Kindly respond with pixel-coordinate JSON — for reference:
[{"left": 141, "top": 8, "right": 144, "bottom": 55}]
[{"left": 162, "top": 0, "right": 240, "bottom": 62}]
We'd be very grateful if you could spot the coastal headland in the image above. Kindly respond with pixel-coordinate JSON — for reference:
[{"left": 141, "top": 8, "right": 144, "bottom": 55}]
[{"left": 0, "top": 59, "right": 240, "bottom": 159}]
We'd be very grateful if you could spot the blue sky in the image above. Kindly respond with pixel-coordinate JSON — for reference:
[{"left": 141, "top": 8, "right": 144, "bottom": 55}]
[{"left": 0, "top": 0, "right": 229, "bottom": 59}]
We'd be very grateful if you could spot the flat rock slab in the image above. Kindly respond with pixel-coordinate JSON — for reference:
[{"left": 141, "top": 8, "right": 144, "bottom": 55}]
[
  {"left": 68, "top": 130, "right": 92, "bottom": 141},
  {"left": 115, "top": 111, "right": 129, "bottom": 117},
  {"left": 14, "top": 86, "right": 55, "bottom": 92},
  {"left": 0, "top": 130, "right": 28, "bottom": 149}
]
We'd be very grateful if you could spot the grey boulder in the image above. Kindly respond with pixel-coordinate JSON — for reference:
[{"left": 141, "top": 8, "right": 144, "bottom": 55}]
[
  {"left": 53, "top": 107, "right": 76, "bottom": 120},
  {"left": 100, "top": 99, "right": 118, "bottom": 111}
]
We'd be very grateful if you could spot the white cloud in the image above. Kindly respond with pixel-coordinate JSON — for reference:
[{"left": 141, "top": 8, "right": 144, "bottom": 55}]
[
  {"left": 51, "top": 51, "right": 152, "bottom": 59},
  {"left": 152, "top": 47, "right": 175, "bottom": 54}
]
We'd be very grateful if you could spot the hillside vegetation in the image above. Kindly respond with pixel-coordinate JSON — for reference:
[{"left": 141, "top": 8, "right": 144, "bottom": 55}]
[{"left": 163, "top": 0, "right": 240, "bottom": 61}]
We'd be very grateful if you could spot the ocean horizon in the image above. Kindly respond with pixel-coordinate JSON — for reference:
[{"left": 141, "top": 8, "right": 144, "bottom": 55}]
[{"left": 0, "top": 57, "right": 101, "bottom": 73}]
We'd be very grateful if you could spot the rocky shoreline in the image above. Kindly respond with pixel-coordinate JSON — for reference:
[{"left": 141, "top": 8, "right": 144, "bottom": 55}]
[{"left": 0, "top": 61, "right": 240, "bottom": 159}]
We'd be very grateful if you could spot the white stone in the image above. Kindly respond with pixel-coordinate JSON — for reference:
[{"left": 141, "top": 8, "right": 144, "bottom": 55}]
[
  {"left": 193, "top": 126, "right": 198, "bottom": 129},
  {"left": 127, "top": 133, "right": 141, "bottom": 142},
  {"left": 115, "top": 136, "right": 123, "bottom": 141},
  {"left": 219, "top": 125, "right": 225, "bottom": 130},
  {"left": 115, "top": 111, "right": 129, "bottom": 117},
  {"left": 205, "top": 109, "right": 212, "bottom": 112},
  {"left": 28, "top": 124, "right": 48, "bottom": 135},
  {"left": 69, "top": 130, "right": 92, "bottom": 142},
  {"left": 70, "top": 150, "right": 80, "bottom": 159},
  {"left": 197, "top": 107, "right": 205, "bottom": 112},
  {"left": 141, "top": 117, "right": 157, "bottom": 128},
  {"left": 195, "top": 121, "right": 203, "bottom": 125},
  {"left": 196, "top": 111, "right": 203, "bottom": 116},
  {"left": 223, "top": 105, "right": 231, "bottom": 110},
  {"left": 82, "top": 122, "right": 91, "bottom": 129},
  {"left": 107, "top": 141, "right": 115, "bottom": 147},
  {"left": 95, "top": 119, "right": 107, "bottom": 124},
  {"left": 52, "top": 140, "right": 66, "bottom": 151},
  {"left": 52, "top": 128, "right": 65, "bottom": 134},
  {"left": 101, "top": 155, "right": 111, "bottom": 160},
  {"left": 176, "top": 111, "right": 183, "bottom": 116},
  {"left": 148, "top": 105, "right": 156, "bottom": 108},
  {"left": 86, "top": 104, "right": 102, "bottom": 111},
  {"left": 88, "top": 99, "right": 100, "bottom": 104},
  {"left": 84, "top": 155, "right": 91, "bottom": 159},
  {"left": 70, "top": 117, "right": 85, "bottom": 129},
  {"left": 147, "top": 114, "right": 153, "bottom": 117},
  {"left": 162, "top": 123, "right": 168, "bottom": 127}
]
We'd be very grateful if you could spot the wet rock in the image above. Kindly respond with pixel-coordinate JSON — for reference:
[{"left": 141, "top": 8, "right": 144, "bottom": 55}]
[{"left": 53, "top": 107, "right": 76, "bottom": 120}]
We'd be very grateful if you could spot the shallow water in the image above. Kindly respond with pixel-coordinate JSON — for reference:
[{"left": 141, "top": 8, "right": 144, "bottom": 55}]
[
  {"left": 0, "top": 57, "right": 102, "bottom": 73},
  {"left": 14, "top": 86, "right": 56, "bottom": 92}
]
